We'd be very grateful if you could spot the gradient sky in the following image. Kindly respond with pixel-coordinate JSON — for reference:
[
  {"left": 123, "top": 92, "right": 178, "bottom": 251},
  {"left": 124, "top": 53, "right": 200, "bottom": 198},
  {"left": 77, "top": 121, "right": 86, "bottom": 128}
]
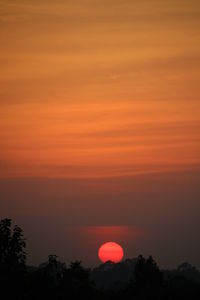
[{"left": 0, "top": 0, "right": 200, "bottom": 268}]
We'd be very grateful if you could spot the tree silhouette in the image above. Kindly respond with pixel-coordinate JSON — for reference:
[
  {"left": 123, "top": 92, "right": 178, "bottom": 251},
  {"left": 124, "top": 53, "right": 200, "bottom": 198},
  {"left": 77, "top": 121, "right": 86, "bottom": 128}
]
[
  {"left": 1, "top": 218, "right": 200, "bottom": 299},
  {"left": 61, "top": 260, "right": 93, "bottom": 299},
  {"left": 0, "top": 218, "right": 27, "bottom": 299},
  {"left": 0, "top": 218, "right": 26, "bottom": 275},
  {"left": 134, "top": 255, "right": 163, "bottom": 299},
  {"left": 44, "top": 254, "right": 66, "bottom": 285}
]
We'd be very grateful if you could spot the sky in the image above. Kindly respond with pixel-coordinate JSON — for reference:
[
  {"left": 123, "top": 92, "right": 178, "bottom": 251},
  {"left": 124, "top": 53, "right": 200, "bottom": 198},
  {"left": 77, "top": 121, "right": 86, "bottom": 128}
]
[{"left": 0, "top": 0, "right": 200, "bottom": 268}]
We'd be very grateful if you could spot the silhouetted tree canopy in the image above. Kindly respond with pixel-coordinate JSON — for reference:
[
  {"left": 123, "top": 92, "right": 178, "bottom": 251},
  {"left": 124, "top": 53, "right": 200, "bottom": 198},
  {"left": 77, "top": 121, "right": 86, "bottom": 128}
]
[
  {"left": 1, "top": 218, "right": 200, "bottom": 300},
  {"left": 134, "top": 255, "right": 163, "bottom": 299},
  {"left": 135, "top": 255, "right": 163, "bottom": 285},
  {"left": 0, "top": 218, "right": 26, "bottom": 275}
]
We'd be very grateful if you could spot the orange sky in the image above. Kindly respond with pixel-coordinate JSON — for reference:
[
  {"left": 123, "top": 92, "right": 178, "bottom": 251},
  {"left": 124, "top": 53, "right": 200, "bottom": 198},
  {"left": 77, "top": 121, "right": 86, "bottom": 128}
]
[
  {"left": 1, "top": 0, "right": 200, "bottom": 179},
  {"left": 1, "top": 1, "right": 200, "bottom": 267}
]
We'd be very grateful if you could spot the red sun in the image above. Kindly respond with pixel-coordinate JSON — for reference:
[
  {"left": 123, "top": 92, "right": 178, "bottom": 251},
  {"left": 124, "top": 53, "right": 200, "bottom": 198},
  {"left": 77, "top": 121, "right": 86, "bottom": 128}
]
[{"left": 98, "top": 242, "right": 124, "bottom": 263}]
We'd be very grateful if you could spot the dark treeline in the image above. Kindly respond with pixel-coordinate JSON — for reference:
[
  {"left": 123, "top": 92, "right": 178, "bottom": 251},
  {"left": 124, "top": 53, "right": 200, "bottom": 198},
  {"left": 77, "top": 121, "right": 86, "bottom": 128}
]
[{"left": 1, "top": 219, "right": 200, "bottom": 299}]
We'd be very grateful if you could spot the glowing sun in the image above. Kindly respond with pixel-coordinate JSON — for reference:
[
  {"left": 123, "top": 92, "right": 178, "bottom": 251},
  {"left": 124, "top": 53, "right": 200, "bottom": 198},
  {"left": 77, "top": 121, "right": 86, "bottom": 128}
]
[{"left": 98, "top": 242, "right": 124, "bottom": 263}]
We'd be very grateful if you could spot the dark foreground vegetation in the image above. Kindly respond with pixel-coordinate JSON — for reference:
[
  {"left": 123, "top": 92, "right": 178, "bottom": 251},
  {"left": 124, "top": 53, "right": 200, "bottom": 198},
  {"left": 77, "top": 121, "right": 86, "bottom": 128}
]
[{"left": 1, "top": 218, "right": 200, "bottom": 299}]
